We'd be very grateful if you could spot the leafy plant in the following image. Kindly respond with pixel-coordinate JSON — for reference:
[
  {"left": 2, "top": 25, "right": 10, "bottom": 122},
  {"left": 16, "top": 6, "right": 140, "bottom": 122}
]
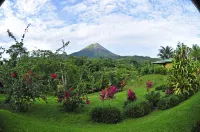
[
  {"left": 145, "top": 91, "right": 160, "bottom": 107},
  {"left": 124, "top": 100, "right": 152, "bottom": 118},
  {"left": 168, "top": 43, "right": 199, "bottom": 96},
  {"left": 91, "top": 106, "right": 122, "bottom": 124}
]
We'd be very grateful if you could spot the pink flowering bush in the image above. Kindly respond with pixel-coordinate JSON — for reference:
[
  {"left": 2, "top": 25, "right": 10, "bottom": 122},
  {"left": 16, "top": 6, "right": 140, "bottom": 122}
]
[
  {"left": 146, "top": 80, "right": 152, "bottom": 92},
  {"left": 124, "top": 89, "right": 137, "bottom": 107},
  {"left": 128, "top": 89, "right": 137, "bottom": 101},
  {"left": 100, "top": 85, "right": 117, "bottom": 101}
]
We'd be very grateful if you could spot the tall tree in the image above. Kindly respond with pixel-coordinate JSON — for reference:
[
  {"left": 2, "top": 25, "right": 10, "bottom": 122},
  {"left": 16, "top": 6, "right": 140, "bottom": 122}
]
[
  {"left": 191, "top": 44, "right": 200, "bottom": 61},
  {"left": 157, "top": 46, "right": 174, "bottom": 59}
]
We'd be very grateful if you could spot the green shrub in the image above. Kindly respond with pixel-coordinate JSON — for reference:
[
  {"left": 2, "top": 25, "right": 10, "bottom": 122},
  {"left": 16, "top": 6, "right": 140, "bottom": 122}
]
[
  {"left": 124, "top": 100, "right": 152, "bottom": 118},
  {"left": 145, "top": 91, "right": 161, "bottom": 107},
  {"left": 155, "top": 84, "right": 168, "bottom": 91},
  {"left": 157, "top": 95, "right": 181, "bottom": 110},
  {"left": 169, "top": 95, "right": 180, "bottom": 107},
  {"left": 157, "top": 97, "right": 171, "bottom": 110},
  {"left": 91, "top": 106, "right": 122, "bottom": 124},
  {"left": 191, "top": 120, "right": 200, "bottom": 132},
  {"left": 154, "top": 66, "right": 167, "bottom": 75}
]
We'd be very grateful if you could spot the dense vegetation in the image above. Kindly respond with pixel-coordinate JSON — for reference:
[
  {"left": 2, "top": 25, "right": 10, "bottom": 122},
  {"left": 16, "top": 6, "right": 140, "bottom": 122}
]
[{"left": 0, "top": 25, "right": 200, "bottom": 132}]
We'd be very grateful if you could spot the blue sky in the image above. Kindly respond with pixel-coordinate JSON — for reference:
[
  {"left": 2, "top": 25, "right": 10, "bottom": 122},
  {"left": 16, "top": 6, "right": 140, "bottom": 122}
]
[{"left": 0, "top": 0, "right": 200, "bottom": 58}]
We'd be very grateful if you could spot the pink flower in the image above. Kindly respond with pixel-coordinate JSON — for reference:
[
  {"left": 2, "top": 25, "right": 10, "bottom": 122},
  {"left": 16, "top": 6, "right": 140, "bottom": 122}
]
[
  {"left": 70, "top": 87, "right": 74, "bottom": 91},
  {"left": 166, "top": 88, "right": 173, "bottom": 95},
  {"left": 86, "top": 99, "right": 90, "bottom": 104},
  {"left": 11, "top": 73, "right": 16, "bottom": 78},
  {"left": 58, "top": 98, "right": 62, "bottom": 103},
  {"left": 100, "top": 89, "right": 106, "bottom": 101},
  {"left": 128, "top": 89, "right": 137, "bottom": 101},
  {"left": 65, "top": 91, "right": 70, "bottom": 100},
  {"left": 91, "top": 88, "right": 94, "bottom": 92},
  {"left": 51, "top": 73, "right": 57, "bottom": 79}
]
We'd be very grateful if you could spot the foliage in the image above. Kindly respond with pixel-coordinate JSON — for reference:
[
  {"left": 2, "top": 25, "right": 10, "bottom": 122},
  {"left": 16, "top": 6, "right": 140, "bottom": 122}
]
[
  {"left": 5, "top": 70, "right": 47, "bottom": 112},
  {"left": 127, "top": 89, "right": 136, "bottom": 101},
  {"left": 191, "top": 44, "right": 200, "bottom": 61},
  {"left": 157, "top": 46, "right": 174, "bottom": 59},
  {"left": 157, "top": 95, "right": 181, "bottom": 110},
  {"left": 145, "top": 91, "right": 161, "bottom": 107},
  {"left": 168, "top": 43, "right": 199, "bottom": 96},
  {"left": 146, "top": 80, "right": 152, "bottom": 92},
  {"left": 100, "top": 86, "right": 117, "bottom": 101},
  {"left": 90, "top": 106, "right": 122, "bottom": 124},
  {"left": 191, "top": 120, "right": 200, "bottom": 132},
  {"left": 155, "top": 84, "right": 168, "bottom": 92},
  {"left": 124, "top": 100, "right": 152, "bottom": 118}
]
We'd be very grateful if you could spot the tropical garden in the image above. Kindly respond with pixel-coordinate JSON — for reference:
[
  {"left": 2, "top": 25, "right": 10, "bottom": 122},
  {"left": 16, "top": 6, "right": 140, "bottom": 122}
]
[{"left": 0, "top": 25, "right": 200, "bottom": 132}]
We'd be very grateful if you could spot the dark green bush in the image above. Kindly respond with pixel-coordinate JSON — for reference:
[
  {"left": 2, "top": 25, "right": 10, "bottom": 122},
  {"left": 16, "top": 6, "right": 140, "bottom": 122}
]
[
  {"left": 91, "top": 106, "right": 122, "bottom": 124},
  {"left": 63, "top": 96, "right": 84, "bottom": 112},
  {"left": 192, "top": 120, "right": 200, "bottom": 132},
  {"left": 145, "top": 91, "right": 161, "bottom": 107},
  {"left": 124, "top": 100, "right": 152, "bottom": 118},
  {"left": 169, "top": 95, "right": 180, "bottom": 107},
  {"left": 155, "top": 84, "right": 168, "bottom": 91},
  {"left": 157, "top": 95, "right": 181, "bottom": 110},
  {"left": 157, "top": 97, "right": 171, "bottom": 110}
]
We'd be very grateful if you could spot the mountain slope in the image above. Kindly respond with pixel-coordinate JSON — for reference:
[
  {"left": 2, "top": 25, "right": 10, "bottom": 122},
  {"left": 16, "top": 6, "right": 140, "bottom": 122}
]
[{"left": 70, "top": 43, "right": 119, "bottom": 58}]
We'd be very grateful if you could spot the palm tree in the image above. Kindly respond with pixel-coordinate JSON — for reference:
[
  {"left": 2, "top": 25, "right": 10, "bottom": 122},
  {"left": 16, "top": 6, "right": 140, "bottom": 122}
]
[
  {"left": 191, "top": 44, "right": 200, "bottom": 61},
  {"left": 157, "top": 46, "right": 174, "bottom": 60}
]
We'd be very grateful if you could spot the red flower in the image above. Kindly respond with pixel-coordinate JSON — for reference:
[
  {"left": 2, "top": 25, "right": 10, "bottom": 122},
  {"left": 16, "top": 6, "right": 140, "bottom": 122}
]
[
  {"left": 26, "top": 78, "right": 31, "bottom": 83},
  {"left": 65, "top": 91, "right": 70, "bottom": 100},
  {"left": 100, "top": 89, "right": 106, "bottom": 101},
  {"left": 166, "top": 88, "right": 173, "bottom": 95},
  {"left": 58, "top": 98, "right": 62, "bottom": 103},
  {"left": 91, "top": 88, "right": 94, "bottom": 92},
  {"left": 11, "top": 73, "right": 16, "bottom": 78},
  {"left": 86, "top": 99, "right": 90, "bottom": 104},
  {"left": 28, "top": 70, "right": 32, "bottom": 75},
  {"left": 128, "top": 89, "right": 137, "bottom": 101},
  {"left": 70, "top": 87, "right": 74, "bottom": 91},
  {"left": 107, "top": 86, "right": 116, "bottom": 99},
  {"left": 51, "top": 73, "right": 57, "bottom": 79}
]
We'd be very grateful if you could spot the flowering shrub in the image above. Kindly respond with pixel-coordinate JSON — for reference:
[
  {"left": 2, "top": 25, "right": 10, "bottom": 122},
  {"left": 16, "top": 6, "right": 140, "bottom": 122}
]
[
  {"left": 146, "top": 80, "right": 152, "bottom": 92},
  {"left": 6, "top": 70, "right": 47, "bottom": 112},
  {"left": 124, "top": 89, "right": 137, "bottom": 107},
  {"left": 100, "top": 85, "right": 117, "bottom": 101},
  {"left": 127, "top": 89, "right": 137, "bottom": 101},
  {"left": 165, "top": 88, "right": 173, "bottom": 95}
]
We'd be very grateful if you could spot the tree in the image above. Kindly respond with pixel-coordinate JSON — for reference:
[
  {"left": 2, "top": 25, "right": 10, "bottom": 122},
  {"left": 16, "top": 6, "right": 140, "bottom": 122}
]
[
  {"left": 157, "top": 46, "right": 174, "bottom": 59},
  {"left": 191, "top": 44, "right": 200, "bottom": 61},
  {"left": 168, "top": 42, "right": 199, "bottom": 96}
]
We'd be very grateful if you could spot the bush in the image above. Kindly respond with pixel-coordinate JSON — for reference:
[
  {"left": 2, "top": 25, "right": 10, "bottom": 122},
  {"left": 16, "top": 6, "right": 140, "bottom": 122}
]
[
  {"left": 91, "top": 106, "right": 122, "bottom": 124},
  {"left": 62, "top": 96, "right": 85, "bottom": 112},
  {"left": 155, "top": 84, "right": 168, "bottom": 92},
  {"left": 157, "top": 97, "right": 171, "bottom": 110},
  {"left": 157, "top": 95, "right": 181, "bottom": 110},
  {"left": 124, "top": 100, "right": 152, "bottom": 118},
  {"left": 145, "top": 91, "right": 161, "bottom": 107},
  {"left": 192, "top": 120, "right": 200, "bottom": 132}
]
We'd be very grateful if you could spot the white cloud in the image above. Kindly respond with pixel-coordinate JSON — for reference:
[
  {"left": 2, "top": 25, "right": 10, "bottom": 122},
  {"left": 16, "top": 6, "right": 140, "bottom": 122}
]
[{"left": 1, "top": 0, "right": 200, "bottom": 58}]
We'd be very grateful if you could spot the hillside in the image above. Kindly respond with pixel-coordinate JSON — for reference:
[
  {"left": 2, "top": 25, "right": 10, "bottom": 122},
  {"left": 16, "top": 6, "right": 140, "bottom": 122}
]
[{"left": 0, "top": 74, "right": 199, "bottom": 132}]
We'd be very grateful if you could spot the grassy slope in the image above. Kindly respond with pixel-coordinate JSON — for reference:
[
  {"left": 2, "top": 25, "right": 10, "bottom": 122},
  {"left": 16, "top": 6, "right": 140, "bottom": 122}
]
[{"left": 0, "top": 74, "right": 200, "bottom": 132}]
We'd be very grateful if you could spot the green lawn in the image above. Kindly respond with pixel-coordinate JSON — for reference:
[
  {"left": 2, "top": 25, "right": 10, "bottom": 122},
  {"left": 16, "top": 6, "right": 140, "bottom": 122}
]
[{"left": 0, "top": 74, "right": 199, "bottom": 132}]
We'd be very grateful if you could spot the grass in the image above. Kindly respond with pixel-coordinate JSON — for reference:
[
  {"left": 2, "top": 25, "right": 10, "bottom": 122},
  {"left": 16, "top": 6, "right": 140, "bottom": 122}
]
[{"left": 0, "top": 74, "right": 199, "bottom": 132}]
